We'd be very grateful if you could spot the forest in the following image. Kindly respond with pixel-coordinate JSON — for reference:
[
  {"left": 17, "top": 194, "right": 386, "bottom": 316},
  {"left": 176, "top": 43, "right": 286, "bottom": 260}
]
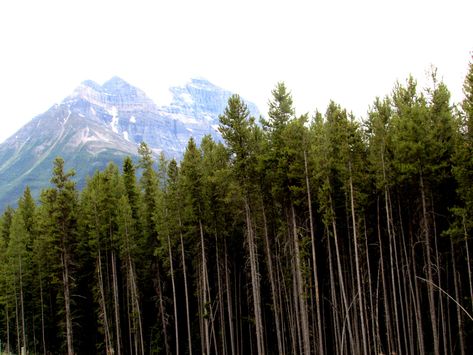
[{"left": 1, "top": 60, "right": 473, "bottom": 355}]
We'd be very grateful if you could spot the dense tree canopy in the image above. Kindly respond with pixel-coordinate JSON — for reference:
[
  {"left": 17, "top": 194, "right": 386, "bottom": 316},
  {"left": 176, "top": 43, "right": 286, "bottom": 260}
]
[{"left": 1, "top": 60, "right": 473, "bottom": 354}]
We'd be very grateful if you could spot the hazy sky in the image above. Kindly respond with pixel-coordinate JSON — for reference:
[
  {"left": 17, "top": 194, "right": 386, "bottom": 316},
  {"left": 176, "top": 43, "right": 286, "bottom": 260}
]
[{"left": 0, "top": 0, "right": 471, "bottom": 143}]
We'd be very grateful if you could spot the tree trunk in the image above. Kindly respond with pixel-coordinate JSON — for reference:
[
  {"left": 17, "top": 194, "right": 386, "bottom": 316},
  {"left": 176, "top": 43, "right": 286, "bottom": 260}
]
[
  {"left": 431, "top": 196, "right": 447, "bottom": 355},
  {"left": 19, "top": 257, "right": 26, "bottom": 353},
  {"left": 385, "top": 192, "right": 401, "bottom": 354},
  {"left": 261, "top": 202, "right": 284, "bottom": 354},
  {"left": 304, "top": 149, "right": 324, "bottom": 355},
  {"left": 15, "top": 280, "right": 20, "bottom": 355},
  {"left": 199, "top": 218, "right": 210, "bottom": 355},
  {"left": 462, "top": 217, "right": 473, "bottom": 312},
  {"left": 214, "top": 232, "right": 227, "bottom": 354},
  {"left": 62, "top": 252, "right": 74, "bottom": 355},
  {"left": 327, "top": 225, "right": 341, "bottom": 354},
  {"left": 129, "top": 260, "right": 144, "bottom": 355},
  {"left": 97, "top": 252, "right": 112, "bottom": 354},
  {"left": 451, "top": 237, "right": 466, "bottom": 355},
  {"left": 6, "top": 293, "right": 11, "bottom": 354},
  {"left": 155, "top": 264, "right": 170, "bottom": 355},
  {"left": 179, "top": 222, "right": 193, "bottom": 355},
  {"left": 167, "top": 233, "right": 179, "bottom": 355},
  {"left": 244, "top": 197, "right": 265, "bottom": 355},
  {"left": 39, "top": 270, "right": 46, "bottom": 355},
  {"left": 348, "top": 166, "right": 368, "bottom": 355},
  {"left": 291, "top": 204, "right": 311, "bottom": 355},
  {"left": 376, "top": 196, "right": 393, "bottom": 353},
  {"left": 111, "top": 251, "right": 122, "bottom": 355},
  {"left": 363, "top": 219, "right": 376, "bottom": 353},
  {"left": 126, "top": 271, "right": 133, "bottom": 355},
  {"left": 397, "top": 197, "right": 425, "bottom": 354},
  {"left": 419, "top": 171, "right": 439, "bottom": 354},
  {"left": 224, "top": 239, "right": 236, "bottom": 355},
  {"left": 329, "top": 194, "right": 354, "bottom": 353}
]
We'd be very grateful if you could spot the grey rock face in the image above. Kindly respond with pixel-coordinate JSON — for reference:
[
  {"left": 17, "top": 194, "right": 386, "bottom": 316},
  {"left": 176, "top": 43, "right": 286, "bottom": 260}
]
[
  {"left": 0, "top": 76, "right": 260, "bottom": 207},
  {"left": 68, "top": 76, "right": 259, "bottom": 158}
]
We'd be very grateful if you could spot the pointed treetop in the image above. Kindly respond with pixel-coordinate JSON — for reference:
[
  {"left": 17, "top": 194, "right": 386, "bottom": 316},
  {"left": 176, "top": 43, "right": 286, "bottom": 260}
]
[
  {"left": 462, "top": 55, "right": 473, "bottom": 133},
  {"left": 51, "top": 157, "right": 75, "bottom": 190},
  {"left": 266, "top": 82, "right": 295, "bottom": 132}
]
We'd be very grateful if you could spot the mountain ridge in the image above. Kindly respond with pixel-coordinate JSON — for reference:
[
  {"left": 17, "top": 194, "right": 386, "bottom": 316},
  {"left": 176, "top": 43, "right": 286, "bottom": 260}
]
[{"left": 0, "top": 76, "right": 260, "bottom": 207}]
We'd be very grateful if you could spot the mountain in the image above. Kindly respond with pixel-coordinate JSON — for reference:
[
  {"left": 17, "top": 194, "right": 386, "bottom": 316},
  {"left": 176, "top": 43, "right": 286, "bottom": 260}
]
[{"left": 0, "top": 77, "right": 260, "bottom": 207}]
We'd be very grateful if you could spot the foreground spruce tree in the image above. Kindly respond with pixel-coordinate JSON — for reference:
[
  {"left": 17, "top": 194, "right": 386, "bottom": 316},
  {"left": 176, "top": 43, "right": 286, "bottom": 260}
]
[{"left": 41, "top": 158, "right": 78, "bottom": 355}]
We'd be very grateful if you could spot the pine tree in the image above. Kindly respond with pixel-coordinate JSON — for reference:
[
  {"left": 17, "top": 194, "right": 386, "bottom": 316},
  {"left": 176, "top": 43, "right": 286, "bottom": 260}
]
[
  {"left": 40, "top": 157, "right": 79, "bottom": 355},
  {"left": 137, "top": 142, "right": 170, "bottom": 354},
  {"left": 219, "top": 95, "right": 266, "bottom": 355}
]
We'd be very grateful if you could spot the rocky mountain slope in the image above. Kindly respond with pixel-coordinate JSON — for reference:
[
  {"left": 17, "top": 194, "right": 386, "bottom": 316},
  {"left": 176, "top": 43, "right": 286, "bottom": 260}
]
[{"left": 0, "top": 77, "right": 259, "bottom": 207}]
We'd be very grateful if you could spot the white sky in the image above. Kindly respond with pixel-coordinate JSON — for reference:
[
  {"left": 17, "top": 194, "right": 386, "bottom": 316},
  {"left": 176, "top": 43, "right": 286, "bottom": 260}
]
[{"left": 0, "top": 0, "right": 471, "bottom": 143}]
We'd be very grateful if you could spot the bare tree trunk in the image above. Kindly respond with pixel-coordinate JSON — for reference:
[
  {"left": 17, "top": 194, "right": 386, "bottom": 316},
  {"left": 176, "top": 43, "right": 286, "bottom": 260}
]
[
  {"left": 348, "top": 166, "right": 368, "bottom": 355},
  {"left": 304, "top": 150, "right": 324, "bottom": 355},
  {"left": 126, "top": 271, "right": 133, "bottom": 355},
  {"left": 214, "top": 233, "right": 227, "bottom": 354},
  {"left": 451, "top": 237, "right": 466, "bottom": 355},
  {"left": 179, "top": 223, "right": 193, "bottom": 355},
  {"left": 62, "top": 252, "right": 74, "bottom": 355},
  {"left": 167, "top": 234, "right": 179, "bottom": 355},
  {"left": 156, "top": 265, "right": 170, "bottom": 355},
  {"left": 329, "top": 194, "right": 354, "bottom": 353},
  {"left": 386, "top": 195, "right": 401, "bottom": 354},
  {"left": 6, "top": 293, "right": 11, "bottom": 354},
  {"left": 111, "top": 251, "right": 122, "bottom": 355},
  {"left": 129, "top": 260, "right": 144, "bottom": 355},
  {"left": 199, "top": 219, "right": 210, "bottom": 355},
  {"left": 244, "top": 198, "right": 265, "bottom": 355},
  {"left": 19, "top": 257, "right": 26, "bottom": 353},
  {"left": 198, "top": 269, "right": 204, "bottom": 355},
  {"left": 122, "top": 211, "right": 143, "bottom": 355},
  {"left": 235, "top": 267, "right": 242, "bottom": 355},
  {"left": 364, "top": 218, "right": 376, "bottom": 353},
  {"left": 395, "top": 204, "right": 414, "bottom": 355},
  {"left": 261, "top": 203, "right": 284, "bottom": 354},
  {"left": 291, "top": 249, "right": 302, "bottom": 354},
  {"left": 431, "top": 196, "right": 447, "bottom": 355},
  {"left": 397, "top": 197, "right": 425, "bottom": 354},
  {"left": 15, "top": 280, "right": 20, "bottom": 355},
  {"left": 376, "top": 197, "right": 393, "bottom": 353},
  {"left": 409, "top": 238, "right": 426, "bottom": 354},
  {"left": 98, "top": 252, "right": 112, "bottom": 354},
  {"left": 462, "top": 217, "right": 473, "bottom": 312},
  {"left": 327, "top": 225, "right": 341, "bottom": 355},
  {"left": 275, "top": 240, "right": 290, "bottom": 353},
  {"left": 224, "top": 239, "right": 236, "bottom": 355},
  {"left": 39, "top": 270, "right": 46, "bottom": 355},
  {"left": 374, "top": 264, "right": 381, "bottom": 354},
  {"left": 291, "top": 204, "right": 311, "bottom": 355},
  {"left": 419, "top": 171, "right": 439, "bottom": 354}
]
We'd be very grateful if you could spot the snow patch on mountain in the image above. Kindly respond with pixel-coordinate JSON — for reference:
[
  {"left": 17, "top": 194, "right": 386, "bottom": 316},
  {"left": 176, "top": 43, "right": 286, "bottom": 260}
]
[
  {"left": 108, "top": 106, "right": 119, "bottom": 133},
  {"left": 180, "top": 92, "right": 194, "bottom": 104},
  {"left": 78, "top": 127, "right": 99, "bottom": 145},
  {"left": 172, "top": 113, "right": 199, "bottom": 125},
  {"left": 63, "top": 110, "right": 71, "bottom": 125}
]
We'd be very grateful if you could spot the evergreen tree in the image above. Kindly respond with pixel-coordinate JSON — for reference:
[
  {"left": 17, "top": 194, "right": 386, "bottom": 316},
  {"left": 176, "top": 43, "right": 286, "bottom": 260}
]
[
  {"left": 40, "top": 157, "right": 78, "bottom": 355},
  {"left": 219, "top": 95, "right": 266, "bottom": 355},
  {"left": 0, "top": 59, "right": 472, "bottom": 354}
]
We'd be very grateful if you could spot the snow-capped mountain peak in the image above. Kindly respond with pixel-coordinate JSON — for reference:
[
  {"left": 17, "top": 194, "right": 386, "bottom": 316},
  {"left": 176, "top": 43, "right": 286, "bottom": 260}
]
[{"left": 0, "top": 76, "right": 260, "bottom": 207}]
